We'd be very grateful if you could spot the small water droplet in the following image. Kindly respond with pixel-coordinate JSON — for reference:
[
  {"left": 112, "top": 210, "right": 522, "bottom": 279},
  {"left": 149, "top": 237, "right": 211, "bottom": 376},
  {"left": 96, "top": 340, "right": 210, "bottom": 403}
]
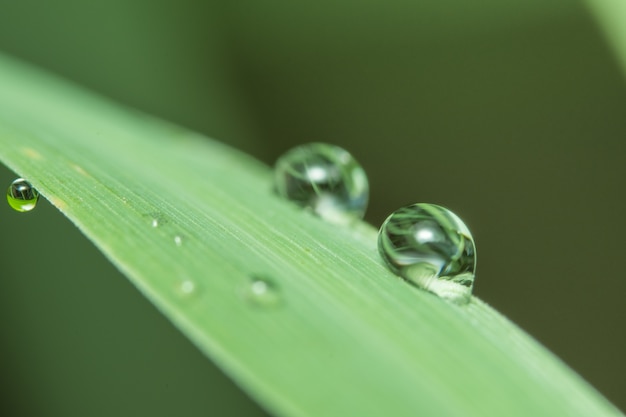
[
  {"left": 174, "top": 235, "right": 183, "bottom": 246},
  {"left": 7, "top": 178, "right": 39, "bottom": 212},
  {"left": 274, "top": 143, "right": 369, "bottom": 224},
  {"left": 145, "top": 212, "right": 168, "bottom": 228},
  {"left": 244, "top": 277, "right": 282, "bottom": 308},
  {"left": 178, "top": 279, "right": 197, "bottom": 296},
  {"left": 378, "top": 203, "right": 476, "bottom": 304}
]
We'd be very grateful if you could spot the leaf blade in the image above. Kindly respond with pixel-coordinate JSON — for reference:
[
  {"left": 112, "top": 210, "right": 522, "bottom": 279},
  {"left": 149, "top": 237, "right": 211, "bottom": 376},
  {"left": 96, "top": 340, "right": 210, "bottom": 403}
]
[{"left": 0, "top": 53, "right": 622, "bottom": 417}]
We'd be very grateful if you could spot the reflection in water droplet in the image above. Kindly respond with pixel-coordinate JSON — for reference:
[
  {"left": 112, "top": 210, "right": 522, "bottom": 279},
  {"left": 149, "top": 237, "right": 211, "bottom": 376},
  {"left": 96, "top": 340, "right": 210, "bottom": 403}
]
[
  {"left": 273, "top": 143, "right": 369, "bottom": 225},
  {"left": 174, "top": 235, "right": 183, "bottom": 246},
  {"left": 244, "top": 277, "right": 282, "bottom": 308},
  {"left": 378, "top": 203, "right": 476, "bottom": 304},
  {"left": 7, "top": 178, "right": 40, "bottom": 212}
]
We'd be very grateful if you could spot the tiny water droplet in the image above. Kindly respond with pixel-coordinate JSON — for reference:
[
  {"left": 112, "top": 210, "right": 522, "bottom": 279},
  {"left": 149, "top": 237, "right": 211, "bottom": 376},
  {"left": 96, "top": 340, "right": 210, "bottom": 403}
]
[
  {"left": 7, "top": 179, "right": 39, "bottom": 212},
  {"left": 178, "top": 279, "right": 197, "bottom": 297},
  {"left": 274, "top": 143, "right": 369, "bottom": 224},
  {"left": 378, "top": 203, "right": 476, "bottom": 304},
  {"left": 174, "top": 235, "right": 183, "bottom": 246},
  {"left": 244, "top": 277, "right": 282, "bottom": 308},
  {"left": 145, "top": 212, "right": 168, "bottom": 228}
]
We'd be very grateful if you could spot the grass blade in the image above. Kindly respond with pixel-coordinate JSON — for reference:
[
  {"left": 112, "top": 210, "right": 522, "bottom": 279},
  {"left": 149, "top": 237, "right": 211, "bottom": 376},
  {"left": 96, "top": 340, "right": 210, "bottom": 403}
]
[
  {"left": 586, "top": 0, "right": 626, "bottom": 75},
  {"left": 0, "top": 53, "right": 622, "bottom": 417}
]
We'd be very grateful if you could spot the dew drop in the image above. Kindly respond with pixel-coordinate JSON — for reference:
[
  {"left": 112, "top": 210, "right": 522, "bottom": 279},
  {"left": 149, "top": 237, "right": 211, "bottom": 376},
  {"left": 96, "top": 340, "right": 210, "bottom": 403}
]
[
  {"left": 378, "top": 203, "right": 476, "bottom": 304},
  {"left": 7, "top": 178, "right": 39, "bottom": 212},
  {"left": 244, "top": 277, "right": 282, "bottom": 308},
  {"left": 274, "top": 143, "right": 369, "bottom": 224},
  {"left": 174, "top": 235, "right": 183, "bottom": 246},
  {"left": 178, "top": 279, "right": 197, "bottom": 296},
  {"left": 146, "top": 212, "right": 167, "bottom": 228}
]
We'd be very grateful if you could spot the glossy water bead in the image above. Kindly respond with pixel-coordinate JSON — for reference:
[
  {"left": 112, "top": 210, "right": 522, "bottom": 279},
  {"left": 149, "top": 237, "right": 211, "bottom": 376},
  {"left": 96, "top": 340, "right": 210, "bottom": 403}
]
[
  {"left": 378, "top": 203, "right": 476, "bottom": 303},
  {"left": 274, "top": 143, "right": 368, "bottom": 224},
  {"left": 7, "top": 179, "right": 39, "bottom": 212}
]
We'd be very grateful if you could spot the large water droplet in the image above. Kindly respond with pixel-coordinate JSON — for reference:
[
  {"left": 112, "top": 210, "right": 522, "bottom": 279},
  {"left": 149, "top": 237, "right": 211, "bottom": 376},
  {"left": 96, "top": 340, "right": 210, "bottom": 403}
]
[
  {"left": 244, "top": 277, "right": 282, "bottom": 308},
  {"left": 274, "top": 143, "right": 369, "bottom": 224},
  {"left": 378, "top": 203, "right": 476, "bottom": 304},
  {"left": 7, "top": 178, "right": 39, "bottom": 212}
]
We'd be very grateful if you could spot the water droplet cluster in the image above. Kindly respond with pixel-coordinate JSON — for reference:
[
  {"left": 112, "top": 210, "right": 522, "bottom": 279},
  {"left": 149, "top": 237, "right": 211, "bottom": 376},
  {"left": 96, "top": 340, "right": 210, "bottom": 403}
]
[
  {"left": 274, "top": 143, "right": 368, "bottom": 224},
  {"left": 6, "top": 178, "right": 39, "bottom": 212},
  {"left": 273, "top": 144, "right": 477, "bottom": 303},
  {"left": 378, "top": 203, "right": 476, "bottom": 303},
  {"left": 9, "top": 143, "right": 478, "bottom": 306}
]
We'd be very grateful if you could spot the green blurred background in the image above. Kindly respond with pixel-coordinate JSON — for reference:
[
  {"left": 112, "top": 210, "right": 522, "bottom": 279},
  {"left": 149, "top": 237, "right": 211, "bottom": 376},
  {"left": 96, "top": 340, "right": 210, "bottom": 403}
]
[{"left": 1, "top": 1, "right": 625, "bottom": 415}]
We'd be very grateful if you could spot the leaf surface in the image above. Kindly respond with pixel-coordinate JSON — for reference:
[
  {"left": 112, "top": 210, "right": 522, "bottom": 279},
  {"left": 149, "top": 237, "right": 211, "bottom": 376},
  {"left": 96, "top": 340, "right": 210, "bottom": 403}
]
[{"left": 0, "top": 53, "right": 621, "bottom": 417}]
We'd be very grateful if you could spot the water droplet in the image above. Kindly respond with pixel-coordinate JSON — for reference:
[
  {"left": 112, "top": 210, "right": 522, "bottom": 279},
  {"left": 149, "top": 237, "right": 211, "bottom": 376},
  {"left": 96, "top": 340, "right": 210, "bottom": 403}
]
[
  {"left": 145, "top": 212, "right": 167, "bottom": 228},
  {"left": 378, "top": 203, "right": 476, "bottom": 304},
  {"left": 7, "top": 179, "right": 39, "bottom": 212},
  {"left": 244, "top": 277, "right": 282, "bottom": 308},
  {"left": 274, "top": 143, "right": 369, "bottom": 224},
  {"left": 178, "top": 279, "right": 197, "bottom": 297},
  {"left": 174, "top": 235, "right": 183, "bottom": 246}
]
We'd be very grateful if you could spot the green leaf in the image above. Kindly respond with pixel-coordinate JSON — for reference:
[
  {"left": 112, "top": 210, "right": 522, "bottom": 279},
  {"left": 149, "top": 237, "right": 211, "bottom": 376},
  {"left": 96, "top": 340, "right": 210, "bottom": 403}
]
[
  {"left": 0, "top": 53, "right": 621, "bottom": 417},
  {"left": 586, "top": 0, "right": 626, "bottom": 74}
]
